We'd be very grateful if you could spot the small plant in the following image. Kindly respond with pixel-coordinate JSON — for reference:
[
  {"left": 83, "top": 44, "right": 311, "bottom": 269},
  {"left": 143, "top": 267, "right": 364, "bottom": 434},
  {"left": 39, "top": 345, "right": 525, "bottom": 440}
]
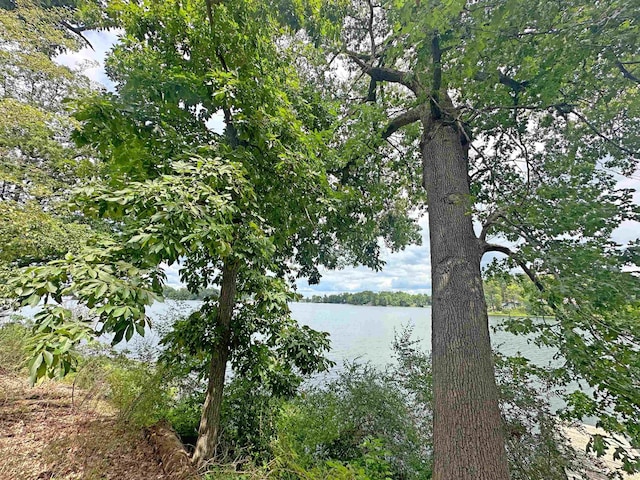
[
  {"left": 0, "top": 316, "right": 30, "bottom": 373},
  {"left": 105, "top": 358, "right": 172, "bottom": 427},
  {"left": 272, "top": 360, "right": 427, "bottom": 479}
]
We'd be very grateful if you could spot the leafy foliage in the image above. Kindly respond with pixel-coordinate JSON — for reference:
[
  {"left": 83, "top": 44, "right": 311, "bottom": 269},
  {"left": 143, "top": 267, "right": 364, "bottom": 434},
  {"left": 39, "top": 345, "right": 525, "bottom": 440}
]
[
  {"left": 0, "top": 0, "right": 101, "bottom": 307},
  {"left": 162, "top": 286, "right": 219, "bottom": 301},
  {"left": 267, "top": 329, "right": 581, "bottom": 480},
  {"left": 105, "top": 358, "right": 172, "bottom": 427},
  {"left": 274, "top": 362, "right": 424, "bottom": 479},
  {"left": 7, "top": 0, "right": 423, "bottom": 466},
  {"left": 0, "top": 317, "right": 31, "bottom": 373},
  {"left": 297, "top": 0, "right": 640, "bottom": 472}
]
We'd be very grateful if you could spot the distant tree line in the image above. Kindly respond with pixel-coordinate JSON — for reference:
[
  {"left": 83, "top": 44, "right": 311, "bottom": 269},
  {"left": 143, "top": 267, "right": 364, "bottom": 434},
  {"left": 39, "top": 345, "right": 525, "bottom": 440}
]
[
  {"left": 303, "top": 290, "right": 432, "bottom": 307},
  {"left": 162, "top": 286, "right": 220, "bottom": 301},
  {"left": 303, "top": 275, "right": 533, "bottom": 312},
  {"left": 483, "top": 274, "right": 538, "bottom": 314}
]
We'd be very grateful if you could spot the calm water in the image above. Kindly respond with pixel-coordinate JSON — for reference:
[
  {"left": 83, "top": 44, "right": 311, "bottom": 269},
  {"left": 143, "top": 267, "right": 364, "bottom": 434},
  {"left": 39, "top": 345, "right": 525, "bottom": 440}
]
[
  {"left": 13, "top": 300, "right": 588, "bottom": 420},
  {"left": 11, "top": 300, "right": 557, "bottom": 367},
  {"left": 132, "top": 301, "right": 557, "bottom": 369}
]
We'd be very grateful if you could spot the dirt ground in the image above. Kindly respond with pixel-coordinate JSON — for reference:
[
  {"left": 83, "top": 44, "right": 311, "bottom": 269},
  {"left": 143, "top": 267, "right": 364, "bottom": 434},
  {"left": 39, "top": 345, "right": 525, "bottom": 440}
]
[{"left": 0, "top": 371, "right": 167, "bottom": 480}]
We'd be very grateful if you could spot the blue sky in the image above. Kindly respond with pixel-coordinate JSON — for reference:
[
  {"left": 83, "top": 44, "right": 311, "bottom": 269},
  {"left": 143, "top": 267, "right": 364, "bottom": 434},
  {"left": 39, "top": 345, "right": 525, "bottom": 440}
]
[{"left": 56, "top": 30, "right": 640, "bottom": 297}]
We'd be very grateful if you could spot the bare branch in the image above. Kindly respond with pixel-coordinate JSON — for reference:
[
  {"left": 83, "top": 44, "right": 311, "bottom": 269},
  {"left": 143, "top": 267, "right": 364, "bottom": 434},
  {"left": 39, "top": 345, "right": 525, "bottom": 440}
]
[
  {"left": 382, "top": 104, "right": 425, "bottom": 138},
  {"left": 479, "top": 210, "right": 504, "bottom": 243},
  {"left": 615, "top": 60, "right": 640, "bottom": 84},
  {"left": 481, "top": 243, "right": 545, "bottom": 292},
  {"left": 61, "top": 21, "right": 94, "bottom": 50},
  {"left": 344, "top": 50, "right": 421, "bottom": 94}
]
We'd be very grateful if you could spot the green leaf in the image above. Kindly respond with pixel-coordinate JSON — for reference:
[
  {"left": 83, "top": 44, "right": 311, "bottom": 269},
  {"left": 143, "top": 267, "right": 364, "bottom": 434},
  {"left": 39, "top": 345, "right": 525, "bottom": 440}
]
[{"left": 42, "top": 350, "right": 54, "bottom": 367}]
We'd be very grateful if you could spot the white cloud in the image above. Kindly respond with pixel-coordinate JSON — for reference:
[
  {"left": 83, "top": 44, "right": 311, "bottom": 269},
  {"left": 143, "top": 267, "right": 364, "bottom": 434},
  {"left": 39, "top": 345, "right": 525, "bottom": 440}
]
[
  {"left": 206, "top": 111, "right": 225, "bottom": 134},
  {"left": 55, "top": 30, "right": 121, "bottom": 90},
  {"left": 161, "top": 263, "right": 184, "bottom": 288},
  {"left": 297, "top": 216, "right": 433, "bottom": 296}
]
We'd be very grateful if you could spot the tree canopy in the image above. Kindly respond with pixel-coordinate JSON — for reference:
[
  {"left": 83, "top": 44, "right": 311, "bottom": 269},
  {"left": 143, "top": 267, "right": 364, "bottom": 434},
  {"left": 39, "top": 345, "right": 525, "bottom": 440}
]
[
  {"left": 0, "top": 0, "right": 102, "bottom": 308},
  {"left": 292, "top": 0, "right": 639, "bottom": 476},
  {"left": 8, "top": 0, "right": 422, "bottom": 465},
  {"left": 305, "top": 290, "right": 432, "bottom": 307},
  {"left": 2, "top": 0, "right": 639, "bottom": 476}
]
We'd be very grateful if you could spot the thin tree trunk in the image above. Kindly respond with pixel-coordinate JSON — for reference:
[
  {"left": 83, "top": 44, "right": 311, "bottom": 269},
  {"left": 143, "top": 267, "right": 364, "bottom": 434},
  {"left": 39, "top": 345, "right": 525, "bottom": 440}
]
[
  {"left": 191, "top": 259, "right": 240, "bottom": 468},
  {"left": 421, "top": 114, "right": 510, "bottom": 480}
]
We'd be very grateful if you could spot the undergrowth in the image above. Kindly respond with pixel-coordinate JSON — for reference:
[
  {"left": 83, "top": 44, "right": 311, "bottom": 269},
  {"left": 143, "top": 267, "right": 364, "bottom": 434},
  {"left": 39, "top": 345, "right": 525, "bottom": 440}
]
[{"left": 1, "top": 319, "right": 585, "bottom": 480}]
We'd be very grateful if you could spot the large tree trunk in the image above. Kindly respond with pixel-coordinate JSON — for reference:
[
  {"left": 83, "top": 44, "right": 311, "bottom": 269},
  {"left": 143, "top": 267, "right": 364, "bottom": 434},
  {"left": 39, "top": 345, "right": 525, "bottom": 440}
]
[
  {"left": 191, "top": 259, "right": 239, "bottom": 468},
  {"left": 421, "top": 115, "right": 510, "bottom": 480}
]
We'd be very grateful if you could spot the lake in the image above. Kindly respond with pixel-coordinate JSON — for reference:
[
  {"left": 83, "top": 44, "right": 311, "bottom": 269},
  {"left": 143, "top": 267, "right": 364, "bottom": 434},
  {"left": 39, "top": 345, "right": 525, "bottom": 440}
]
[
  {"left": 127, "top": 301, "right": 557, "bottom": 369},
  {"left": 11, "top": 300, "right": 589, "bottom": 421},
  {"left": 9, "top": 300, "right": 558, "bottom": 370}
]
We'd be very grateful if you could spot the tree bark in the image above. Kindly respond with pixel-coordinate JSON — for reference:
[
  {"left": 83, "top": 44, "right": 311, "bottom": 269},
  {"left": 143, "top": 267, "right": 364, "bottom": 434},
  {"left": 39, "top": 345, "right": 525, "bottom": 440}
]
[
  {"left": 421, "top": 113, "right": 510, "bottom": 480},
  {"left": 147, "top": 421, "right": 199, "bottom": 479},
  {"left": 191, "top": 259, "right": 240, "bottom": 468}
]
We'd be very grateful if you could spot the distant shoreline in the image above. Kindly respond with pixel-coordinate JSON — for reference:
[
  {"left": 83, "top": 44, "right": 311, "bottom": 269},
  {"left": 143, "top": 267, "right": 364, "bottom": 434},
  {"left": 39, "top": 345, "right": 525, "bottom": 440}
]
[
  {"left": 300, "top": 302, "right": 429, "bottom": 308},
  {"left": 300, "top": 301, "right": 534, "bottom": 316}
]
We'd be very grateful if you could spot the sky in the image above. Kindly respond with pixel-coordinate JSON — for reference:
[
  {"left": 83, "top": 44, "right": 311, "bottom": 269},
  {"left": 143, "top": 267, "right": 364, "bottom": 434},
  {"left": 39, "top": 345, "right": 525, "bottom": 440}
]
[{"left": 55, "top": 29, "right": 640, "bottom": 297}]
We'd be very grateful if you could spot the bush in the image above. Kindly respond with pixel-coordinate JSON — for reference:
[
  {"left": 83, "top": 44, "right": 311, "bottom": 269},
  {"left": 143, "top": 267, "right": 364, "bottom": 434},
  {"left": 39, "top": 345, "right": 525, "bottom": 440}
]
[
  {"left": 219, "top": 377, "right": 286, "bottom": 463},
  {"left": 166, "top": 393, "right": 203, "bottom": 446},
  {"left": 272, "top": 361, "right": 428, "bottom": 479},
  {"left": 69, "top": 345, "right": 176, "bottom": 429},
  {"left": 262, "top": 327, "right": 580, "bottom": 480},
  {"left": 0, "top": 317, "right": 30, "bottom": 373},
  {"left": 104, "top": 358, "right": 172, "bottom": 427}
]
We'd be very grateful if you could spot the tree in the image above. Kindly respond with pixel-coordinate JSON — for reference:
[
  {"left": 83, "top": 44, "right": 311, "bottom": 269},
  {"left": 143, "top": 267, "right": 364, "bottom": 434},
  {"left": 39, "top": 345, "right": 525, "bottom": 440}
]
[
  {"left": 10, "top": 0, "right": 420, "bottom": 467},
  {"left": 299, "top": 0, "right": 640, "bottom": 478},
  {"left": 0, "top": 0, "right": 101, "bottom": 308}
]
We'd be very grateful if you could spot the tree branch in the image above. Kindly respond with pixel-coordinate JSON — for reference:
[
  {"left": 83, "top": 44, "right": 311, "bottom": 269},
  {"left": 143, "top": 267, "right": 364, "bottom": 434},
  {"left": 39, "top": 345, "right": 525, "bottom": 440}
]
[
  {"left": 471, "top": 102, "right": 573, "bottom": 113},
  {"left": 344, "top": 50, "right": 421, "bottom": 94},
  {"left": 474, "top": 70, "right": 530, "bottom": 92},
  {"left": 430, "top": 33, "right": 442, "bottom": 118},
  {"left": 366, "top": 0, "right": 376, "bottom": 59},
  {"left": 498, "top": 72, "right": 529, "bottom": 92},
  {"left": 61, "top": 21, "right": 93, "bottom": 50},
  {"left": 615, "top": 60, "right": 639, "bottom": 84},
  {"left": 481, "top": 243, "right": 545, "bottom": 293},
  {"left": 365, "top": 0, "right": 377, "bottom": 102},
  {"left": 482, "top": 244, "right": 640, "bottom": 357},
  {"left": 203, "top": 0, "right": 243, "bottom": 149},
  {"left": 479, "top": 210, "right": 504, "bottom": 243},
  {"left": 570, "top": 108, "right": 638, "bottom": 157},
  {"left": 382, "top": 104, "right": 425, "bottom": 138}
]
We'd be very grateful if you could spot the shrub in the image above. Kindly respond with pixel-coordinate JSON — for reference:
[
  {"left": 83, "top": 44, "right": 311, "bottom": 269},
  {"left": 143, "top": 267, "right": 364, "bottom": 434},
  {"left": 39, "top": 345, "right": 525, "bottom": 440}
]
[
  {"left": 104, "top": 358, "right": 172, "bottom": 427},
  {"left": 265, "top": 326, "right": 580, "bottom": 480},
  {"left": 272, "top": 362, "right": 428, "bottom": 479},
  {"left": 219, "top": 377, "right": 286, "bottom": 463},
  {"left": 166, "top": 393, "right": 203, "bottom": 447},
  {"left": 0, "top": 317, "right": 30, "bottom": 373}
]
